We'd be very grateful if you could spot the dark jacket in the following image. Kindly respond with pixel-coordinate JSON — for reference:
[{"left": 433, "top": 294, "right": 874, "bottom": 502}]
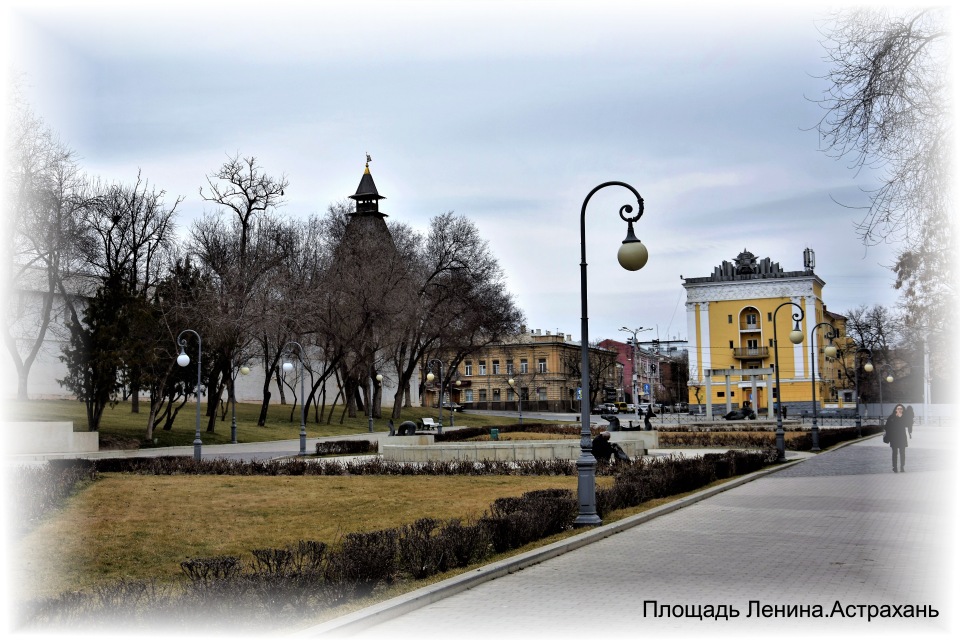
[
  {"left": 592, "top": 434, "right": 615, "bottom": 463},
  {"left": 884, "top": 410, "right": 912, "bottom": 449}
]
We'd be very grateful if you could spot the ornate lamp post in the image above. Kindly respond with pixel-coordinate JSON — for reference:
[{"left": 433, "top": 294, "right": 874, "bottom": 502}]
[
  {"left": 853, "top": 348, "right": 874, "bottom": 437},
  {"left": 282, "top": 341, "right": 306, "bottom": 455},
  {"left": 426, "top": 359, "right": 445, "bottom": 433},
  {"left": 231, "top": 364, "right": 251, "bottom": 444},
  {"left": 772, "top": 301, "right": 805, "bottom": 462},
  {"left": 809, "top": 322, "right": 837, "bottom": 453},
  {"left": 620, "top": 326, "right": 651, "bottom": 428},
  {"left": 176, "top": 329, "right": 203, "bottom": 461},
  {"left": 577, "top": 182, "right": 649, "bottom": 526},
  {"left": 449, "top": 378, "right": 461, "bottom": 427},
  {"left": 507, "top": 378, "right": 523, "bottom": 425},
  {"left": 368, "top": 372, "right": 383, "bottom": 433},
  {"left": 876, "top": 364, "right": 894, "bottom": 423}
]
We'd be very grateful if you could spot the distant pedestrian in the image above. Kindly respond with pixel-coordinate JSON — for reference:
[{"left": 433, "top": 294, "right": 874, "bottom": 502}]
[
  {"left": 883, "top": 403, "right": 913, "bottom": 473},
  {"left": 643, "top": 405, "right": 654, "bottom": 430}
]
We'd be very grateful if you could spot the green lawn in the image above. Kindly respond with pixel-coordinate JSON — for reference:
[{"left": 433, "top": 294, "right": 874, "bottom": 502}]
[{"left": 3, "top": 398, "right": 538, "bottom": 449}]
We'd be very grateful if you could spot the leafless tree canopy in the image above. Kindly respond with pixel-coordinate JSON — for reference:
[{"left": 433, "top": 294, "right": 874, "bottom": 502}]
[{"left": 814, "top": 7, "right": 952, "bottom": 334}]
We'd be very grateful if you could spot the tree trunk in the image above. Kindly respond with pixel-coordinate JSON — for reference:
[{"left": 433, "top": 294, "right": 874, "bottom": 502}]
[{"left": 257, "top": 390, "right": 272, "bottom": 426}]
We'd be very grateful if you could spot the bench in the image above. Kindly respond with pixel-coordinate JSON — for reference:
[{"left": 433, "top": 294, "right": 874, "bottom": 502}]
[{"left": 419, "top": 417, "right": 439, "bottom": 432}]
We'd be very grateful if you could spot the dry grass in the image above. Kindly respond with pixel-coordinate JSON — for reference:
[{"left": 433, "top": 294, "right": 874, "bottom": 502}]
[
  {"left": 13, "top": 473, "right": 612, "bottom": 600},
  {"left": 3, "top": 399, "right": 545, "bottom": 449}
]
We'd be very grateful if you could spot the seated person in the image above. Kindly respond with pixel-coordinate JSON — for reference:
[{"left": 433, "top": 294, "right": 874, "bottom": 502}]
[{"left": 592, "top": 432, "right": 628, "bottom": 464}]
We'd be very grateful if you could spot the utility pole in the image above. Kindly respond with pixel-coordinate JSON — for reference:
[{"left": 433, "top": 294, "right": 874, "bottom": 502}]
[{"left": 620, "top": 326, "right": 651, "bottom": 427}]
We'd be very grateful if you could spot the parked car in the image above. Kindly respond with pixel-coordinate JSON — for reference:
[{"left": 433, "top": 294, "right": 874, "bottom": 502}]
[
  {"left": 441, "top": 402, "right": 464, "bottom": 412},
  {"left": 614, "top": 402, "right": 629, "bottom": 413},
  {"left": 638, "top": 403, "right": 657, "bottom": 416},
  {"left": 592, "top": 402, "right": 618, "bottom": 415}
]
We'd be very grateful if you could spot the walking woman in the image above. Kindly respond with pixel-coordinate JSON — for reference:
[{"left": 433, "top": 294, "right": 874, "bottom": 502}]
[{"left": 884, "top": 403, "right": 913, "bottom": 473}]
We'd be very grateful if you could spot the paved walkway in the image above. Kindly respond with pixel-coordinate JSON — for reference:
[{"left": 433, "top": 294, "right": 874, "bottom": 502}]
[{"left": 303, "top": 426, "right": 957, "bottom": 639}]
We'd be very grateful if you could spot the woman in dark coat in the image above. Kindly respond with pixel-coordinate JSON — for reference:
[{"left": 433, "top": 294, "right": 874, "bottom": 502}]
[{"left": 884, "top": 403, "right": 913, "bottom": 473}]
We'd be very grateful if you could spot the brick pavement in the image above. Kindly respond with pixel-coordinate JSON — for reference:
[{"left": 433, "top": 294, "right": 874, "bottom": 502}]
[{"left": 310, "top": 425, "right": 957, "bottom": 640}]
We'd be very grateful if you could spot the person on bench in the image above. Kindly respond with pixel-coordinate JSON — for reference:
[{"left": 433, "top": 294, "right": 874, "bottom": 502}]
[{"left": 591, "top": 432, "right": 628, "bottom": 464}]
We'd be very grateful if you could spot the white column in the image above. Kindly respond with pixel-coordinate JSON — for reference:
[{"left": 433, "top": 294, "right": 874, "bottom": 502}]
[{"left": 699, "top": 302, "right": 712, "bottom": 373}]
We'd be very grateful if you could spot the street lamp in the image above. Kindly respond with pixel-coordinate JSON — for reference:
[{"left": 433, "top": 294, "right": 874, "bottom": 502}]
[
  {"left": 853, "top": 348, "right": 873, "bottom": 437},
  {"left": 176, "top": 329, "right": 203, "bottom": 461},
  {"left": 368, "top": 372, "right": 383, "bottom": 433},
  {"left": 426, "top": 359, "right": 445, "bottom": 433},
  {"left": 231, "top": 364, "right": 251, "bottom": 444},
  {"left": 450, "top": 379, "right": 461, "bottom": 427},
  {"left": 876, "top": 363, "right": 894, "bottom": 423},
  {"left": 577, "top": 182, "right": 649, "bottom": 526},
  {"left": 620, "top": 326, "right": 651, "bottom": 428},
  {"left": 282, "top": 341, "right": 306, "bottom": 455},
  {"left": 772, "top": 301, "right": 805, "bottom": 462},
  {"left": 507, "top": 378, "right": 523, "bottom": 425},
  {"left": 809, "top": 322, "right": 837, "bottom": 453}
]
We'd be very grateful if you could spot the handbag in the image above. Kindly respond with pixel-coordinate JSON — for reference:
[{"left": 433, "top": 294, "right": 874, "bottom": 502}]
[{"left": 882, "top": 432, "right": 889, "bottom": 443}]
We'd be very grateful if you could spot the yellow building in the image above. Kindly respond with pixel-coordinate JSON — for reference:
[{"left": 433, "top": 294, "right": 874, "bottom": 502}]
[
  {"left": 682, "top": 249, "right": 847, "bottom": 417},
  {"left": 424, "top": 327, "right": 621, "bottom": 413}
]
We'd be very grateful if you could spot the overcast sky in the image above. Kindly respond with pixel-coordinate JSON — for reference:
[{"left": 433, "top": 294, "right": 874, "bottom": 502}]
[{"left": 4, "top": 0, "right": 918, "bottom": 346}]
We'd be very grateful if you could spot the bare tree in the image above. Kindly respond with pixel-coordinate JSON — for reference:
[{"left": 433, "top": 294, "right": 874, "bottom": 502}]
[
  {"left": 191, "top": 155, "right": 289, "bottom": 432},
  {"left": 558, "top": 342, "right": 619, "bottom": 408},
  {"left": 58, "top": 175, "right": 180, "bottom": 431},
  {"left": 390, "top": 212, "right": 523, "bottom": 419},
  {"left": 4, "top": 94, "right": 86, "bottom": 400},
  {"left": 814, "top": 8, "right": 952, "bottom": 335}
]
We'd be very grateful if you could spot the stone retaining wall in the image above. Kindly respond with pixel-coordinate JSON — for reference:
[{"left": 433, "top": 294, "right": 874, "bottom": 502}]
[
  {"left": 379, "top": 431, "right": 659, "bottom": 463},
  {"left": 6, "top": 422, "right": 99, "bottom": 455}
]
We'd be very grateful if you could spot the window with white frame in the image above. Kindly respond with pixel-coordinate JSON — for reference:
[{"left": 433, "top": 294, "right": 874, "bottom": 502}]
[{"left": 520, "top": 359, "right": 528, "bottom": 373}]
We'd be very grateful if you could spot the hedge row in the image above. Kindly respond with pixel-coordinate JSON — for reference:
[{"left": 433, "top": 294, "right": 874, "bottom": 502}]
[
  {"left": 657, "top": 425, "right": 883, "bottom": 450},
  {"left": 20, "top": 450, "right": 774, "bottom": 631}
]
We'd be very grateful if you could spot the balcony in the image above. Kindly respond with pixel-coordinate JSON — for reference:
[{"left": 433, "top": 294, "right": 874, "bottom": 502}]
[{"left": 733, "top": 347, "right": 769, "bottom": 359}]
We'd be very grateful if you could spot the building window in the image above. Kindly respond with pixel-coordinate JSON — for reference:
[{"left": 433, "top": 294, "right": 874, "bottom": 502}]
[
  {"left": 746, "top": 312, "right": 758, "bottom": 325},
  {"left": 493, "top": 388, "right": 501, "bottom": 402},
  {"left": 520, "top": 359, "right": 528, "bottom": 373},
  {"left": 521, "top": 387, "right": 529, "bottom": 401},
  {"left": 767, "top": 312, "right": 773, "bottom": 321},
  {"left": 507, "top": 389, "right": 515, "bottom": 402},
  {"left": 728, "top": 314, "right": 733, "bottom": 323},
  {"left": 479, "top": 360, "right": 486, "bottom": 376},
  {"left": 747, "top": 339, "right": 758, "bottom": 349},
  {"left": 717, "top": 391, "right": 725, "bottom": 397},
  {"left": 538, "top": 387, "right": 547, "bottom": 401},
  {"left": 492, "top": 360, "right": 500, "bottom": 374},
  {"left": 465, "top": 390, "right": 474, "bottom": 403},
  {"left": 769, "top": 339, "right": 774, "bottom": 346},
  {"left": 506, "top": 361, "right": 514, "bottom": 375},
  {"left": 479, "top": 389, "right": 487, "bottom": 402},
  {"left": 465, "top": 361, "right": 473, "bottom": 376},
  {"left": 729, "top": 340, "right": 734, "bottom": 348},
  {"left": 537, "top": 358, "right": 547, "bottom": 373}
]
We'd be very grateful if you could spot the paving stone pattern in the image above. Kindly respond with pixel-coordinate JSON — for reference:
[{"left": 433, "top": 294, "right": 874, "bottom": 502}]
[{"left": 346, "top": 426, "right": 957, "bottom": 640}]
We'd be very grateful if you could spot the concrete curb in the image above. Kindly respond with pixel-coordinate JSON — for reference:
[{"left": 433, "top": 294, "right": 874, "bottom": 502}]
[{"left": 293, "top": 451, "right": 813, "bottom": 637}]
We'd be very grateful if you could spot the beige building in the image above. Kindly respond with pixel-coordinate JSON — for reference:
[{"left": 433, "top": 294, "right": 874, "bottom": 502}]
[{"left": 424, "top": 327, "right": 621, "bottom": 413}]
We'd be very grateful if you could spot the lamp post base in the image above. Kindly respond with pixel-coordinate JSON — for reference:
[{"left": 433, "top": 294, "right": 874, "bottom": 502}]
[{"left": 574, "top": 452, "right": 601, "bottom": 526}]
